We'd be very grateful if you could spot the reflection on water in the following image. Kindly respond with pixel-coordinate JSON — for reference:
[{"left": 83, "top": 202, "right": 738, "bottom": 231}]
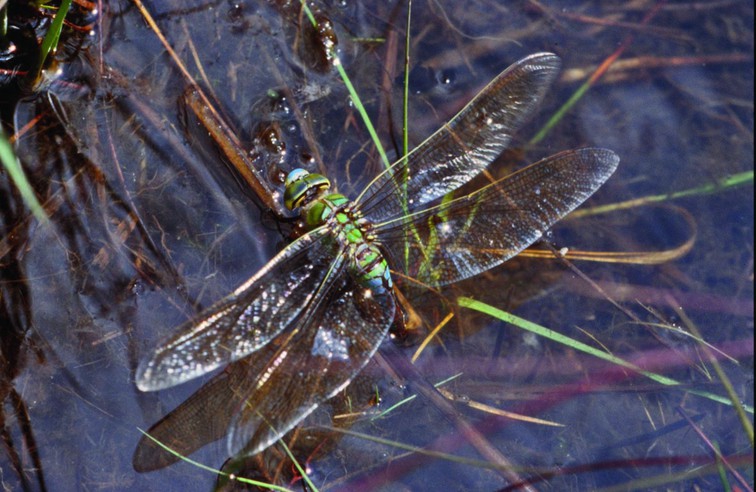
[{"left": 1, "top": 1, "right": 752, "bottom": 490}]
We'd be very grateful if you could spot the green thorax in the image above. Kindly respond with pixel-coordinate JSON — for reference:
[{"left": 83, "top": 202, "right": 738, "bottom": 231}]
[{"left": 283, "top": 169, "right": 392, "bottom": 291}]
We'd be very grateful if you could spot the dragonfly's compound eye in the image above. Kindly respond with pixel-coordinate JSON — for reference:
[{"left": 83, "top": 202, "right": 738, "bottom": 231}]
[
  {"left": 284, "top": 169, "right": 331, "bottom": 210},
  {"left": 284, "top": 168, "right": 310, "bottom": 188}
]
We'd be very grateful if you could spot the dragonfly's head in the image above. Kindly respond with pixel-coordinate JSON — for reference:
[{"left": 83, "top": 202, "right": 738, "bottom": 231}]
[{"left": 283, "top": 169, "right": 331, "bottom": 211}]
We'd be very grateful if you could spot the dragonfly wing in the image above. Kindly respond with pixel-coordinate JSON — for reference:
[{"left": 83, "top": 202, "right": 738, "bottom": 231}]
[
  {"left": 133, "top": 365, "right": 245, "bottom": 471},
  {"left": 225, "top": 271, "right": 395, "bottom": 457},
  {"left": 136, "top": 227, "right": 337, "bottom": 391},
  {"left": 375, "top": 148, "right": 619, "bottom": 287},
  {"left": 357, "top": 53, "right": 561, "bottom": 222}
]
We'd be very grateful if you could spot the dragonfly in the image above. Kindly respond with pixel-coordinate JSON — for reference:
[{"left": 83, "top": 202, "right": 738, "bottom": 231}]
[{"left": 135, "top": 52, "right": 619, "bottom": 463}]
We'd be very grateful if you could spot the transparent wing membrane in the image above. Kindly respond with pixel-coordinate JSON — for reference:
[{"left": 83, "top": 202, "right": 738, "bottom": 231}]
[
  {"left": 136, "top": 228, "right": 338, "bottom": 391},
  {"left": 376, "top": 148, "right": 619, "bottom": 287},
  {"left": 226, "top": 275, "right": 395, "bottom": 456},
  {"left": 357, "top": 53, "right": 561, "bottom": 222}
]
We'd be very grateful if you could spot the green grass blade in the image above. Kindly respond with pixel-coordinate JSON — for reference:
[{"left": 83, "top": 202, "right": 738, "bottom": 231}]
[
  {"left": 276, "top": 435, "right": 319, "bottom": 492},
  {"left": 374, "top": 373, "right": 462, "bottom": 419},
  {"left": 1, "top": 4, "right": 8, "bottom": 39},
  {"left": 136, "top": 429, "right": 294, "bottom": 491},
  {"left": 529, "top": 80, "right": 592, "bottom": 145},
  {"left": 38, "top": 0, "right": 72, "bottom": 73},
  {"left": 458, "top": 297, "right": 754, "bottom": 413},
  {"left": 677, "top": 308, "right": 754, "bottom": 447},
  {"left": 299, "top": 1, "right": 389, "bottom": 168},
  {"left": 402, "top": 0, "right": 411, "bottom": 160},
  {"left": 713, "top": 442, "right": 733, "bottom": 492},
  {"left": 573, "top": 170, "right": 753, "bottom": 218},
  {"left": 0, "top": 130, "right": 48, "bottom": 223}
]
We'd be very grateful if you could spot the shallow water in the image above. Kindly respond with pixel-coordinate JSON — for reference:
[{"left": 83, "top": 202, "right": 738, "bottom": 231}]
[{"left": 1, "top": 1, "right": 753, "bottom": 490}]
